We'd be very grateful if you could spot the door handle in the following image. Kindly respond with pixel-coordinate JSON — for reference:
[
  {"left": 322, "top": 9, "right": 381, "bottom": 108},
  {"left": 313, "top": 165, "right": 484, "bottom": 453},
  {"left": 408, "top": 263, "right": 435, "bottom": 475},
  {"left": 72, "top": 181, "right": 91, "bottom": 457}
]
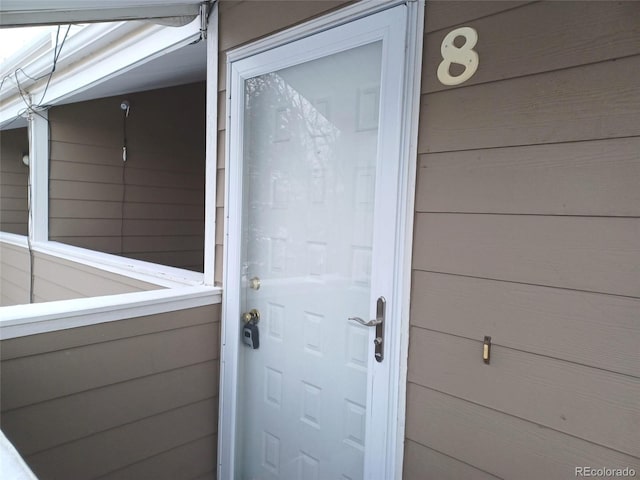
[
  {"left": 348, "top": 316, "right": 382, "bottom": 327},
  {"left": 241, "top": 309, "right": 260, "bottom": 324},
  {"left": 348, "top": 296, "right": 385, "bottom": 363}
]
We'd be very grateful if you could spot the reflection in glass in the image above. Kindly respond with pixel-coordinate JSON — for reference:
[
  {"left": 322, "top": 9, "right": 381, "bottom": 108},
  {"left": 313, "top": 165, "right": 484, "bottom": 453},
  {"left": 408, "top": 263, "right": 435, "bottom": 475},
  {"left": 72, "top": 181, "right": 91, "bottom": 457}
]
[{"left": 237, "top": 41, "right": 382, "bottom": 480}]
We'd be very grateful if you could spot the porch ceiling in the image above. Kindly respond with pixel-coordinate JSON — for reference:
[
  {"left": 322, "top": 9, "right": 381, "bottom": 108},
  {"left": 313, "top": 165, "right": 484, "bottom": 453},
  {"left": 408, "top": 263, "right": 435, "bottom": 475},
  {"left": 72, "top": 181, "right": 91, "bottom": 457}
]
[
  {"left": 59, "top": 39, "right": 207, "bottom": 106},
  {"left": 0, "top": 17, "right": 206, "bottom": 129}
]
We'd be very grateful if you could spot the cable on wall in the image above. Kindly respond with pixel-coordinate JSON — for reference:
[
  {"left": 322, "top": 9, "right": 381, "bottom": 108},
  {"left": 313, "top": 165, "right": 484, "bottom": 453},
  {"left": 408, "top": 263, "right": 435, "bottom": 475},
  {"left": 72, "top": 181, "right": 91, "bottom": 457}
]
[
  {"left": 26, "top": 168, "right": 35, "bottom": 303},
  {"left": 119, "top": 100, "right": 131, "bottom": 256},
  {"left": 24, "top": 117, "right": 35, "bottom": 303}
]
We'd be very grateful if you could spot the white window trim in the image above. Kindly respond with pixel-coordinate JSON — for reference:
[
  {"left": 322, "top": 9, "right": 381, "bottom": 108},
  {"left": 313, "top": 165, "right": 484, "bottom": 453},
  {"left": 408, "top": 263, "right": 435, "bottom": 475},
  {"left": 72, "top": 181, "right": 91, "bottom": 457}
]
[
  {"left": 0, "top": 19, "right": 202, "bottom": 126},
  {"left": 0, "top": 6, "right": 221, "bottom": 338},
  {"left": 0, "top": 231, "right": 29, "bottom": 248},
  {"left": 4, "top": 6, "right": 219, "bottom": 287},
  {"left": 203, "top": 1, "right": 219, "bottom": 286},
  {"left": 28, "top": 110, "right": 49, "bottom": 242}
]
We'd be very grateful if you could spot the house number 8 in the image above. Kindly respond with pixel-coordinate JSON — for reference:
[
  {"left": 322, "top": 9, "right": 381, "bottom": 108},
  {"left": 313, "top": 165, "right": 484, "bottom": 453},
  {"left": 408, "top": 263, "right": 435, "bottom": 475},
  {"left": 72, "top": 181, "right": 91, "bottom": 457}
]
[{"left": 437, "top": 27, "right": 479, "bottom": 86}]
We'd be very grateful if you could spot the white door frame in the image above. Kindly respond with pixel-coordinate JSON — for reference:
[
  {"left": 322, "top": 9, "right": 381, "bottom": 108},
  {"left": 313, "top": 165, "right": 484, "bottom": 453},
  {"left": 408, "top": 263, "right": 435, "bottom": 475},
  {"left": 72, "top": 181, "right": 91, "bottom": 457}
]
[{"left": 218, "top": 2, "right": 424, "bottom": 478}]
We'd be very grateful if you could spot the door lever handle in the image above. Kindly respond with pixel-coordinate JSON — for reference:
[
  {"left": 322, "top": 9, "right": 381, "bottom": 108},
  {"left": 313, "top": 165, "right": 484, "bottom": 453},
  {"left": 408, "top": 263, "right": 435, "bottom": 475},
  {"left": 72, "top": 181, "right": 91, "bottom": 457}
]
[
  {"left": 348, "top": 316, "right": 382, "bottom": 327},
  {"left": 347, "top": 296, "right": 385, "bottom": 362}
]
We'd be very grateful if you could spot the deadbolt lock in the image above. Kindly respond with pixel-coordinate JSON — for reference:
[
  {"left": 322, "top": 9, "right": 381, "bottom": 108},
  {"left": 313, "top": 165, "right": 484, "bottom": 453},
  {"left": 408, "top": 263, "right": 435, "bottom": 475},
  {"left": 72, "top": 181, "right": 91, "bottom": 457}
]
[
  {"left": 249, "top": 277, "right": 261, "bottom": 290},
  {"left": 241, "top": 308, "right": 260, "bottom": 324}
]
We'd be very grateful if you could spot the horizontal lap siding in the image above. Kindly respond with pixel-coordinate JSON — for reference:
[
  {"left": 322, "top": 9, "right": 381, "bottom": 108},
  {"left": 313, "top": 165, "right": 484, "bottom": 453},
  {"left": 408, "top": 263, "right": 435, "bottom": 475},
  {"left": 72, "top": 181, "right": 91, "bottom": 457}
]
[
  {"left": 417, "top": 138, "right": 640, "bottom": 216},
  {"left": 413, "top": 214, "right": 640, "bottom": 297},
  {"left": 1, "top": 241, "right": 157, "bottom": 305},
  {"left": 406, "top": 1, "right": 640, "bottom": 478},
  {"left": 419, "top": 55, "right": 640, "bottom": 153},
  {"left": 0, "top": 304, "right": 221, "bottom": 480},
  {"left": 406, "top": 385, "right": 639, "bottom": 479},
  {"left": 0, "top": 242, "right": 30, "bottom": 306},
  {"left": 48, "top": 83, "right": 206, "bottom": 272},
  {"left": 32, "top": 250, "right": 159, "bottom": 302},
  {"left": 403, "top": 440, "right": 500, "bottom": 480},
  {"left": 95, "top": 435, "right": 218, "bottom": 480},
  {"left": 0, "top": 128, "right": 29, "bottom": 235}
]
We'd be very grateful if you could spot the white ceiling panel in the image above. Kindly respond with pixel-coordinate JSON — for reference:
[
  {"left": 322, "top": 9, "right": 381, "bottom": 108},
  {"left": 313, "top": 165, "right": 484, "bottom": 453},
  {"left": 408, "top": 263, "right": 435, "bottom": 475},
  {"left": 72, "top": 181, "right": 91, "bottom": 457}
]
[{"left": 60, "top": 40, "right": 207, "bottom": 105}]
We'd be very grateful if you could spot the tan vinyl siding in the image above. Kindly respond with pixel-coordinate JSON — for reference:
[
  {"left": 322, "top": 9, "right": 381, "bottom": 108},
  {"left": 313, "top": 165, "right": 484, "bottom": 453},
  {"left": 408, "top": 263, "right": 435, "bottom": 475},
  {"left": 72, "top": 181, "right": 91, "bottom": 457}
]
[
  {"left": 406, "top": 1, "right": 640, "bottom": 478},
  {"left": 0, "top": 241, "right": 30, "bottom": 306},
  {"left": 0, "top": 128, "right": 29, "bottom": 235},
  {"left": 0, "top": 241, "right": 158, "bottom": 306},
  {"left": 48, "top": 83, "right": 206, "bottom": 272},
  {"left": 31, "top": 251, "right": 159, "bottom": 302},
  {"left": 0, "top": 304, "right": 221, "bottom": 480}
]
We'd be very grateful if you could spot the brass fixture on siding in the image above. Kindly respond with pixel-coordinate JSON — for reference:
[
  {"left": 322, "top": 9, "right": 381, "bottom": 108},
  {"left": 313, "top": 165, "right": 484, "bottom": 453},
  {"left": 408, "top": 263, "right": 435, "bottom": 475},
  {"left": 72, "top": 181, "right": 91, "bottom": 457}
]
[{"left": 483, "top": 336, "right": 491, "bottom": 364}]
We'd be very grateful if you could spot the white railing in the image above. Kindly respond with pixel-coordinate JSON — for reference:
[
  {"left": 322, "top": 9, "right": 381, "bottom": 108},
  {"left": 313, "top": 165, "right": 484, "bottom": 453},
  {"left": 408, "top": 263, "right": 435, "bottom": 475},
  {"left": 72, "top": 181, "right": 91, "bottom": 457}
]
[{"left": 0, "top": 233, "right": 222, "bottom": 339}]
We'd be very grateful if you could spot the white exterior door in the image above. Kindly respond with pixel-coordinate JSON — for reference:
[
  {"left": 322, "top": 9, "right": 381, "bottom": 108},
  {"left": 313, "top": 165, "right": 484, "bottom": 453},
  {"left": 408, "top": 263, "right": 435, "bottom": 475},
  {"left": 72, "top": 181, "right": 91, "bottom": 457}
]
[{"left": 222, "top": 6, "right": 409, "bottom": 479}]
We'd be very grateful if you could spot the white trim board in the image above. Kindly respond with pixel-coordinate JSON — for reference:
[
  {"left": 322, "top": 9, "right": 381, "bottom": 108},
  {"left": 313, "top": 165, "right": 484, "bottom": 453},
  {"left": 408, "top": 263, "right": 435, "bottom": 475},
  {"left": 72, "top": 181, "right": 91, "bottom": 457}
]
[
  {"left": 203, "top": 1, "right": 219, "bottom": 287},
  {"left": 0, "top": 285, "right": 222, "bottom": 340},
  {"left": 29, "top": 110, "right": 49, "bottom": 242},
  {"left": 0, "top": 232, "right": 29, "bottom": 248},
  {"left": 391, "top": 2, "right": 424, "bottom": 479},
  {"left": 0, "top": 234, "right": 221, "bottom": 339}
]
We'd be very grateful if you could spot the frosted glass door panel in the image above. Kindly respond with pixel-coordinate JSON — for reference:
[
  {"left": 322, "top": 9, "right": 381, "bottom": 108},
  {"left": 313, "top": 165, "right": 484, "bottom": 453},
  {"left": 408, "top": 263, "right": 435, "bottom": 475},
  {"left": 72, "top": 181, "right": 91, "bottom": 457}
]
[{"left": 237, "top": 41, "right": 382, "bottom": 480}]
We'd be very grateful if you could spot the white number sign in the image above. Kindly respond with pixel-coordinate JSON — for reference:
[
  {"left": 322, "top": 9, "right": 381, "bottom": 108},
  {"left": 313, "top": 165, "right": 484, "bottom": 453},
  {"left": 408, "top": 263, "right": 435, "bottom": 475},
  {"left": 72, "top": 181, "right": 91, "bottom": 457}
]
[{"left": 437, "top": 27, "right": 479, "bottom": 86}]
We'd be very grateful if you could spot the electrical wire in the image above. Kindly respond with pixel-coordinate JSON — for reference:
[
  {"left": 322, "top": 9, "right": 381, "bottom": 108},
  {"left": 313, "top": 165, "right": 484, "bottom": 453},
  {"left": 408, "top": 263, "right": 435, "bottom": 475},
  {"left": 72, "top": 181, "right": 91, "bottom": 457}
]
[
  {"left": 1, "top": 26, "right": 71, "bottom": 302},
  {"left": 1, "top": 24, "right": 72, "bottom": 120},
  {"left": 25, "top": 115, "right": 36, "bottom": 303},
  {"left": 37, "top": 25, "right": 71, "bottom": 108},
  {"left": 0, "top": 72, "right": 13, "bottom": 92},
  {"left": 27, "top": 165, "right": 35, "bottom": 304},
  {"left": 120, "top": 106, "right": 130, "bottom": 255}
]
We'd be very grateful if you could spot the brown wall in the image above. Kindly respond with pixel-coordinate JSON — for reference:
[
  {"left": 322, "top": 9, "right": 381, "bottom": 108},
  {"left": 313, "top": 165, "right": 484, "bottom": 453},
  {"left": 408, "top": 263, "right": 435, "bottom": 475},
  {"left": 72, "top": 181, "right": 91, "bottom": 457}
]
[
  {"left": 0, "top": 127, "right": 29, "bottom": 235},
  {"left": 0, "top": 240, "right": 159, "bottom": 307},
  {"left": 48, "top": 83, "right": 206, "bottom": 272},
  {"left": 0, "top": 304, "right": 221, "bottom": 480},
  {"left": 405, "top": 1, "right": 640, "bottom": 478}
]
